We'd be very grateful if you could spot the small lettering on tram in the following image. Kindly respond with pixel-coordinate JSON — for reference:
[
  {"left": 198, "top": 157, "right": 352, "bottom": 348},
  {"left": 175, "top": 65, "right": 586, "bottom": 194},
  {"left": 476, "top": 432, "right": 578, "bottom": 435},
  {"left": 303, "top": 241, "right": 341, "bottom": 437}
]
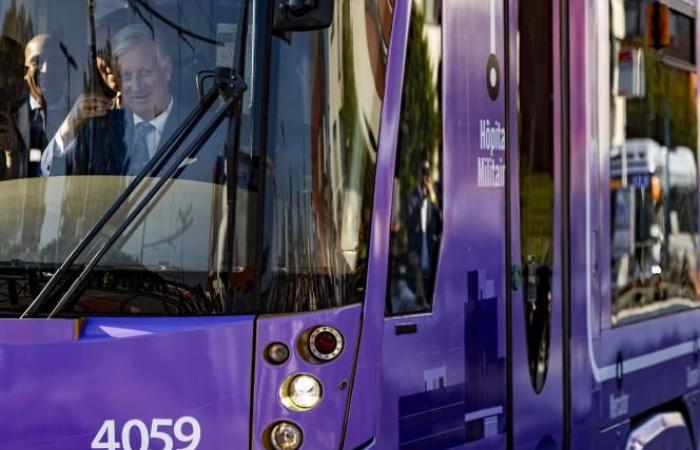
[
  {"left": 477, "top": 157, "right": 505, "bottom": 188},
  {"left": 609, "top": 393, "right": 629, "bottom": 420},
  {"left": 477, "top": 119, "right": 506, "bottom": 188}
]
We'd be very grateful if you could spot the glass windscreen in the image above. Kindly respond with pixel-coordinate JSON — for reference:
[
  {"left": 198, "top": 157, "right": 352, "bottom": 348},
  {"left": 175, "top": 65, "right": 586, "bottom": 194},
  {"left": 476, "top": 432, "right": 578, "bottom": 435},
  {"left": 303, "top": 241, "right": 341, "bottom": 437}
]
[
  {"left": 0, "top": 0, "right": 251, "bottom": 315},
  {"left": 609, "top": 0, "right": 699, "bottom": 326},
  {"left": 254, "top": 1, "right": 389, "bottom": 313}
]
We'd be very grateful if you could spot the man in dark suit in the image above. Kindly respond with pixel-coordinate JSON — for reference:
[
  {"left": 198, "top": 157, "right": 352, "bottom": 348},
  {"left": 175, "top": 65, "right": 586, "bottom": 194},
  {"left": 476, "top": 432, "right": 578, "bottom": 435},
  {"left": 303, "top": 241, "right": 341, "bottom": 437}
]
[
  {"left": 45, "top": 24, "right": 182, "bottom": 177},
  {"left": 21, "top": 33, "right": 71, "bottom": 177},
  {"left": 405, "top": 158, "right": 442, "bottom": 302}
]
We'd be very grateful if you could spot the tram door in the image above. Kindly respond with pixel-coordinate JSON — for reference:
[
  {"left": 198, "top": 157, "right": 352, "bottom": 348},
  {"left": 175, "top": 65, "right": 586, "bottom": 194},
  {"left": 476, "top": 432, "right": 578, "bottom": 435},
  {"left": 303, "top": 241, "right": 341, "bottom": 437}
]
[{"left": 508, "top": 0, "right": 567, "bottom": 447}]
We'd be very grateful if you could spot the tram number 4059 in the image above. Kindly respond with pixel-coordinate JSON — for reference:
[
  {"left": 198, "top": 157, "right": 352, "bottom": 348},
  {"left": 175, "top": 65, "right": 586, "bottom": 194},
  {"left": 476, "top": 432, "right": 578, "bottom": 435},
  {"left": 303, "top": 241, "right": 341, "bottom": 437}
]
[{"left": 91, "top": 417, "right": 201, "bottom": 450}]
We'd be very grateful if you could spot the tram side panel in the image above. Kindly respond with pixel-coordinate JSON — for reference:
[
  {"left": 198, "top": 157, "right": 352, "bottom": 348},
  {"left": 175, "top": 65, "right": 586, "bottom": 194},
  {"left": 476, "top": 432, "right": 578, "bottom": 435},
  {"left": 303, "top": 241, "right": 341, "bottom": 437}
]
[
  {"left": 568, "top": 0, "right": 601, "bottom": 448},
  {"left": 571, "top": 0, "right": 700, "bottom": 448},
  {"left": 377, "top": 0, "right": 510, "bottom": 449}
]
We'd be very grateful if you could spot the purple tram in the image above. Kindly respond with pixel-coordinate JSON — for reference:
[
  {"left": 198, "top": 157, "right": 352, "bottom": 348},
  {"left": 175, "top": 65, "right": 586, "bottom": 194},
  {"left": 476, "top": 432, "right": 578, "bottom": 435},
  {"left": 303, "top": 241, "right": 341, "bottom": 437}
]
[{"left": 0, "top": 0, "right": 698, "bottom": 448}]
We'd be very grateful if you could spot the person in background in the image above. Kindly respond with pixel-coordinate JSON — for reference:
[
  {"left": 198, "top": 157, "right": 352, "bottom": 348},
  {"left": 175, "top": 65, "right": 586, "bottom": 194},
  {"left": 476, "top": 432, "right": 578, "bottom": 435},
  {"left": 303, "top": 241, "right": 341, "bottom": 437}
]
[
  {"left": 405, "top": 157, "right": 442, "bottom": 304},
  {"left": 0, "top": 36, "right": 29, "bottom": 180},
  {"left": 40, "top": 13, "right": 126, "bottom": 176},
  {"left": 23, "top": 33, "right": 71, "bottom": 175}
]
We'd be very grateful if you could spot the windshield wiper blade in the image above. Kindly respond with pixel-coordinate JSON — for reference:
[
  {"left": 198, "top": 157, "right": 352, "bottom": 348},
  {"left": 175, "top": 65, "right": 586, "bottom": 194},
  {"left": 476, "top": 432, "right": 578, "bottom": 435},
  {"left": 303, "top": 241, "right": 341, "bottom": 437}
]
[{"left": 21, "top": 72, "right": 246, "bottom": 319}]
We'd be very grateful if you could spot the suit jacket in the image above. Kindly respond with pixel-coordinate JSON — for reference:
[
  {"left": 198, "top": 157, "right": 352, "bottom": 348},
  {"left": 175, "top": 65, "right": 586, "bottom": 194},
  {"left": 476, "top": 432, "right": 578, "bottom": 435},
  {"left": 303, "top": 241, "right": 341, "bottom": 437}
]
[
  {"left": 13, "top": 99, "right": 31, "bottom": 159},
  {"left": 2, "top": 98, "right": 31, "bottom": 180},
  {"left": 0, "top": 98, "right": 43, "bottom": 180},
  {"left": 405, "top": 184, "right": 442, "bottom": 272},
  {"left": 49, "top": 105, "right": 178, "bottom": 176},
  {"left": 7, "top": 96, "right": 66, "bottom": 179},
  {"left": 47, "top": 102, "right": 227, "bottom": 183}
]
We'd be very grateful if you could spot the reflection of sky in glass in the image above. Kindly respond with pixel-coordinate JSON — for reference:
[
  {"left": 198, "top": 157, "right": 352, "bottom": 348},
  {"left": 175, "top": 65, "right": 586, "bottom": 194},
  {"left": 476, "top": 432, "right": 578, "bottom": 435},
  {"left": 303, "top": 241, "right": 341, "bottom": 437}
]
[
  {"left": 95, "top": 0, "right": 128, "bottom": 21},
  {"left": 268, "top": 31, "right": 313, "bottom": 269}
]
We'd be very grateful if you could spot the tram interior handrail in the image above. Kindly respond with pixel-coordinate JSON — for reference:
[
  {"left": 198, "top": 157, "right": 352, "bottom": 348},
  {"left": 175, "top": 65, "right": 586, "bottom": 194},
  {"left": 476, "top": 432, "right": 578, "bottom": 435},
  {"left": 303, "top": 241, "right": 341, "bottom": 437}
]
[{"left": 20, "top": 69, "right": 246, "bottom": 319}]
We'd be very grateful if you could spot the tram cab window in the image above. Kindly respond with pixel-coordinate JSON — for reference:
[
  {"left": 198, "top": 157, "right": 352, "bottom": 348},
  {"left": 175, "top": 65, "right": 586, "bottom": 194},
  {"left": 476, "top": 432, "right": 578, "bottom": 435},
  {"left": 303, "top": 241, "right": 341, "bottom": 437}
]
[
  {"left": 386, "top": 0, "right": 443, "bottom": 316},
  {"left": 609, "top": 0, "right": 700, "bottom": 326},
  {"left": 0, "top": 0, "right": 255, "bottom": 316}
]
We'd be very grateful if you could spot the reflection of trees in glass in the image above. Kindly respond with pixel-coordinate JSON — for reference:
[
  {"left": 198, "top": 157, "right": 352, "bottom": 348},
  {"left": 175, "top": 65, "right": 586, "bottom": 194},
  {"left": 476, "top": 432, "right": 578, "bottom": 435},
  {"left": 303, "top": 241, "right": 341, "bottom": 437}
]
[
  {"left": 518, "top": 0, "right": 553, "bottom": 269},
  {"left": 625, "top": 45, "right": 697, "bottom": 150},
  {"left": 395, "top": 6, "right": 441, "bottom": 245},
  {"left": 519, "top": 170, "right": 553, "bottom": 264},
  {"left": 1, "top": 0, "right": 34, "bottom": 44}
]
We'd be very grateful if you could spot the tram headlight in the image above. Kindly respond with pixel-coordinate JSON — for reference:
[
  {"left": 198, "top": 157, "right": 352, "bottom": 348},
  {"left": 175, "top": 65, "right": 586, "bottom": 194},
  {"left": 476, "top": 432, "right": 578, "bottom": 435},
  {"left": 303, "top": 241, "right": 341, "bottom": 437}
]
[
  {"left": 281, "top": 374, "right": 323, "bottom": 410},
  {"left": 270, "top": 421, "right": 303, "bottom": 450}
]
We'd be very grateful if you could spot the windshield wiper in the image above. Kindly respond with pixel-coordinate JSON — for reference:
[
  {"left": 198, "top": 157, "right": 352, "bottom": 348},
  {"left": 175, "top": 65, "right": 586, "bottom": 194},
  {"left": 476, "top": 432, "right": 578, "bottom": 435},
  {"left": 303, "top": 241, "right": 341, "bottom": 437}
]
[{"left": 21, "top": 70, "right": 246, "bottom": 318}]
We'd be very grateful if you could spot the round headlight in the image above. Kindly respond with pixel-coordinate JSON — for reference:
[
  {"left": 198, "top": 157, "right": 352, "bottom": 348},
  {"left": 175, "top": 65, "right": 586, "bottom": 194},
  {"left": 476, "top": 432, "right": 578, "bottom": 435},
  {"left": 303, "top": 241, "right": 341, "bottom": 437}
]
[
  {"left": 270, "top": 421, "right": 303, "bottom": 450},
  {"left": 285, "top": 374, "right": 322, "bottom": 410},
  {"left": 266, "top": 342, "right": 290, "bottom": 365}
]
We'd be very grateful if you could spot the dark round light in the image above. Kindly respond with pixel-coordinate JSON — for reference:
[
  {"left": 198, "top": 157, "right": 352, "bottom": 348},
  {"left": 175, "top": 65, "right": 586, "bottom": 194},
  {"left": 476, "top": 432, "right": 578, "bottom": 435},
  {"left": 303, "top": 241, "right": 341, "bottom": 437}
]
[
  {"left": 309, "top": 326, "right": 343, "bottom": 361},
  {"left": 266, "top": 342, "right": 290, "bottom": 365},
  {"left": 314, "top": 331, "right": 337, "bottom": 355},
  {"left": 270, "top": 421, "right": 302, "bottom": 450}
]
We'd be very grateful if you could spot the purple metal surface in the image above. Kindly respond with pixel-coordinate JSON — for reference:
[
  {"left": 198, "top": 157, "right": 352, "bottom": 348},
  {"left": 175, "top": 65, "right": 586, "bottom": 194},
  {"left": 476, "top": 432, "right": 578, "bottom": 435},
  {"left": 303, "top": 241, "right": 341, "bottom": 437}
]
[
  {"left": 251, "top": 304, "right": 361, "bottom": 450},
  {"left": 508, "top": 0, "right": 565, "bottom": 445},
  {"left": 341, "top": 0, "right": 411, "bottom": 448},
  {"left": 568, "top": 0, "right": 599, "bottom": 448},
  {"left": 684, "top": 390, "right": 700, "bottom": 447},
  {"left": 373, "top": 0, "right": 509, "bottom": 447},
  {"left": 568, "top": 0, "right": 700, "bottom": 446},
  {"left": 358, "top": 0, "right": 700, "bottom": 445},
  {"left": 0, "top": 316, "right": 254, "bottom": 449},
  {"left": 0, "top": 318, "right": 78, "bottom": 344},
  {"left": 598, "top": 420, "right": 630, "bottom": 449}
]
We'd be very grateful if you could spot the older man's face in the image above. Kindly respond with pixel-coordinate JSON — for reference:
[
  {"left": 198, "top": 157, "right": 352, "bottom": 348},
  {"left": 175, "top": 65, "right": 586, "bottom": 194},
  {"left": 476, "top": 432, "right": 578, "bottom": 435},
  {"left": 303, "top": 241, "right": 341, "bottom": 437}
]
[
  {"left": 24, "top": 35, "right": 65, "bottom": 104},
  {"left": 116, "top": 41, "right": 171, "bottom": 120}
]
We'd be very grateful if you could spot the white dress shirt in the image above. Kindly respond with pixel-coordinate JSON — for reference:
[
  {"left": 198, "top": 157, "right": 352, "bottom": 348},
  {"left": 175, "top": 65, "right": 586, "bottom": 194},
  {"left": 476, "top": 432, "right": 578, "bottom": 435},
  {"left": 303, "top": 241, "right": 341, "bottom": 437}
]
[{"left": 131, "top": 97, "right": 174, "bottom": 160}]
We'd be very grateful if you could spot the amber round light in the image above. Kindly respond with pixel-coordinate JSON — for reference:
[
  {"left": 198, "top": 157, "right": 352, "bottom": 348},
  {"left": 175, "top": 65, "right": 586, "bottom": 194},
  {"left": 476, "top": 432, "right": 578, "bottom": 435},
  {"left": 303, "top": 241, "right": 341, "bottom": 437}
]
[{"left": 309, "top": 326, "right": 343, "bottom": 361}]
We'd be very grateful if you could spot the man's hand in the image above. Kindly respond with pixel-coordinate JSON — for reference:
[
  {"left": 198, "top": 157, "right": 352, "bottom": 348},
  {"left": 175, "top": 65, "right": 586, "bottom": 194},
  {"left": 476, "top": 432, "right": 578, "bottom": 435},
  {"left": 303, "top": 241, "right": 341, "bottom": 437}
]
[
  {"left": 423, "top": 176, "right": 437, "bottom": 204},
  {"left": 58, "top": 93, "right": 113, "bottom": 145}
]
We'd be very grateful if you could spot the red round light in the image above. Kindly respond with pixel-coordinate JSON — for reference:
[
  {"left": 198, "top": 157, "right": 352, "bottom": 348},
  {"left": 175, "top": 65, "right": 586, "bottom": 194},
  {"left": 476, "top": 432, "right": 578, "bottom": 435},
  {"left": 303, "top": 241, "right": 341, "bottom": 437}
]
[
  {"left": 313, "top": 331, "right": 338, "bottom": 355},
  {"left": 308, "top": 326, "right": 343, "bottom": 361}
]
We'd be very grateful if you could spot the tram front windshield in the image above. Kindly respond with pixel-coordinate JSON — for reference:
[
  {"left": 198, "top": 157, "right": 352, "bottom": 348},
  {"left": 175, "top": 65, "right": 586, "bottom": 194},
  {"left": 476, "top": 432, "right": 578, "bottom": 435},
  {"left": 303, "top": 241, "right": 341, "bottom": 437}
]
[{"left": 0, "top": 0, "right": 379, "bottom": 316}]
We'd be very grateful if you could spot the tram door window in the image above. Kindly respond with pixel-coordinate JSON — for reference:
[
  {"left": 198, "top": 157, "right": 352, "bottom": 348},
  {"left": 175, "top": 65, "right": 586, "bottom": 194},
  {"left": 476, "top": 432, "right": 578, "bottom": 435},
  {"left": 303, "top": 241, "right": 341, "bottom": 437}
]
[
  {"left": 385, "top": 0, "right": 443, "bottom": 316},
  {"left": 518, "top": 0, "right": 555, "bottom": 393},
  {"left": 608, "top": 1, "right": 699, "bottom": 326}
]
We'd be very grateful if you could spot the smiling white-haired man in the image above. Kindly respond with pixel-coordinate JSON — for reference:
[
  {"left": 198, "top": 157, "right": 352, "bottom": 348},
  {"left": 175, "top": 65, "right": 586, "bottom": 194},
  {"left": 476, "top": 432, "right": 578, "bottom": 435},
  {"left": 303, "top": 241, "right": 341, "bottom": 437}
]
[{"left": 42, "top": 23, "right": 181, "bottom": 176}]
